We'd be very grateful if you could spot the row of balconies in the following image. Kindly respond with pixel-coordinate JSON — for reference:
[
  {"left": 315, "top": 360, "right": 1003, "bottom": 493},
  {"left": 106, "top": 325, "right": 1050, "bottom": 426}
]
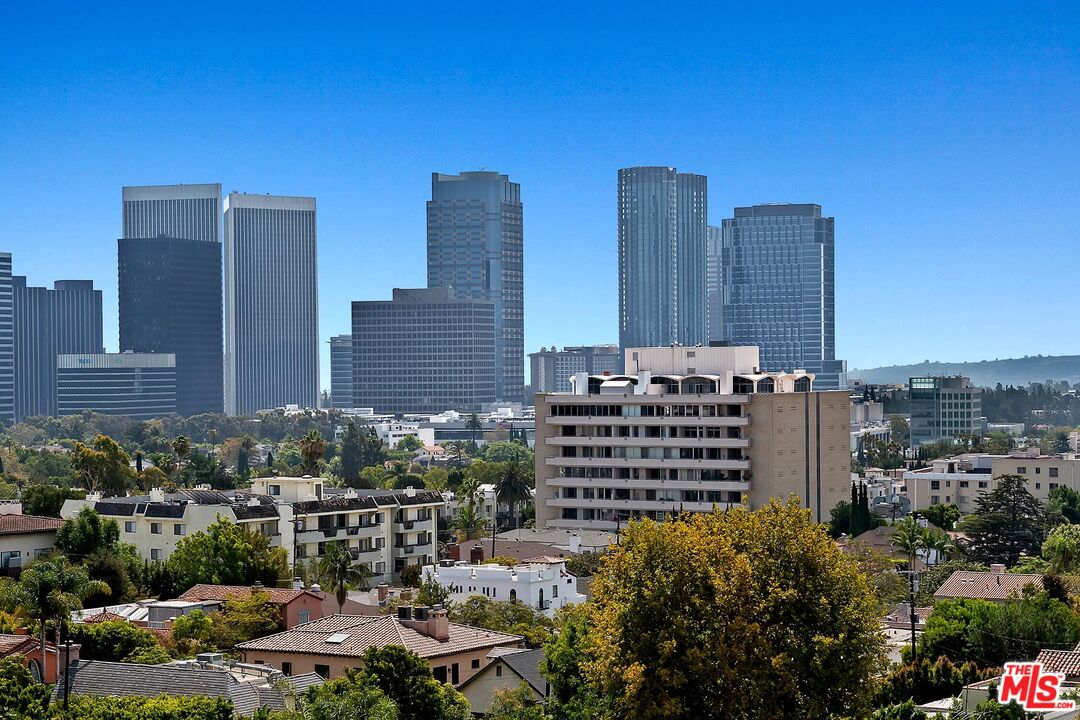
[
  {"left": 546, "top": 436, "right": 751, "bottom": 449},
  {"left": 546, "top": 456, "right": 751, "bottom": 470},
  {"left": 545, "top": 415, "right": 750, "bottom": 427}
]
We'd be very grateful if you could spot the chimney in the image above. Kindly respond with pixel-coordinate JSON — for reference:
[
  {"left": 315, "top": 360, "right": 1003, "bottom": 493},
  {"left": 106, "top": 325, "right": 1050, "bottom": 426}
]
[
  {"left": 293, "top": 577, "right": 303, "bottom": 591},
  {"left": 569, "top": 535, "right": 581, "bottom": 554},
  {"left": 149, "top": 488, "right": 166, "bottom": 503},
  {"left": 397, "top": 605, "right": 413, "bottom": 621},
  {"left": 470, "top": 545, "right": 485, "bottom": 564},
  {"left": 990, "top": 564, "right": 1005, "bottom": 575},
  {"left": 447, "top": 543, "right": 461, "bottom": 562},
  {"left": 428, "top": 607, "right": 450, "bottom": 642},
  {"left": 377, "top": 583, "right": 390, "bottom": 603}
]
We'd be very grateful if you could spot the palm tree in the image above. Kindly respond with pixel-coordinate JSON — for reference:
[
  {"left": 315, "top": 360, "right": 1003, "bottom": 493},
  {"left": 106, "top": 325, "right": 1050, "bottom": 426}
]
[
  {"left": 892, "top": 516, "right": 928, "bottom": 570},
  {"left": 207, "top": 429, "right": 219, "bottom": 453},
  {"left": 317, "top": 542, "right": 370, "bottom": 613},
  {"left": 494, "top": 461, "right": 533, "bottom": 529},
  {"left": 465, "top": 414, "right": 483, "bottom": 444},
  {"left": 299, "top": 431, "right": 327, "bottom": 475},
  {"left": 450, "top": 504, "right": 485, "bottom": 542},
  {"left": 172, "top": 436, "right": 191, "bottom": 470},
  {"left": 923, "top": 529, "right": 954, "bottom": 567}
]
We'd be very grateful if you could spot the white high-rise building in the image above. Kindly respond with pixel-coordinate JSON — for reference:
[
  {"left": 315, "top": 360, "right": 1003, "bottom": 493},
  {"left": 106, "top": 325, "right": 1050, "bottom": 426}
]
[
  {"left": 224, "top": 193, "right": 318, "bottom": 415},
  {"left": 122, "top": 183, "right": 221, "bottom": 243}
]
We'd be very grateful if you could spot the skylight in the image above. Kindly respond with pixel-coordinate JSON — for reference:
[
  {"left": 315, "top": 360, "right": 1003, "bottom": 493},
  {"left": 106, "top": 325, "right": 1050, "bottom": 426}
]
[{"left": 325, "top": 633, "right": 351, "bottom": 644}]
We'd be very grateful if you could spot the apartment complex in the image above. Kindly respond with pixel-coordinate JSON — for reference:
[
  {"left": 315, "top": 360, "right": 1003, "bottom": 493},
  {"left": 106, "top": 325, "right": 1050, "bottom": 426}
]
[
  {"left": 906, "top": 453, "right": 1080, "bottom": 512},
  {"left": 534, "top": 345, "right": 851, "bottom": 531},
  {"left": 56, "top": 353, "right": 177, "bottom": 419},
  {"left": 909, "top": 375, "right": 983, "bottom": 445},
  {"left": 529, "top": 345, "right": 619, "bottom": 394}
]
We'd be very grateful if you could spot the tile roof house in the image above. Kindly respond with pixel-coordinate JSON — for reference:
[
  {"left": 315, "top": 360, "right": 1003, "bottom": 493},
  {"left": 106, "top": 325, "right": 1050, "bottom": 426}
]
[
  {"left": 933, "top": 567, "right": 1046, "bottom": 602},
  {"left": 54, "top": 657, "right": 323, "bottom": 717},
  {"left": 459, "top": 648, "right": 548, "bottom": 715},
  {"left": 178, "top": 583, "right": 371, "bottom": 627},
  {"left": 0, "top": 513, "right": 65, "bottom": 576},
  {"left": 1037, "top": 648, "right": 1080, "bottom": 680},
  {"left": 0, "top": 632, "right": 78, "bottom": 684},
  {"left": 238, "top": 606, "right": 523, "bottom": 686}
]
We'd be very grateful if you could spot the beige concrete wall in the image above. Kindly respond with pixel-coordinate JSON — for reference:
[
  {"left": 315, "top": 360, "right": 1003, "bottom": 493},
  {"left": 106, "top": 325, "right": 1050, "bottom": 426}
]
[
  {"left": 533, "top": 394, "right": 558, "bottom": 528},
  {"left": 910, "top": 457, "right": 1080, "bottom": 512},
  {"left": 460, "top": 662, "right": 544, "bottom": 715},
  {"left": 0, "top": 530, "right": 59, "bottom": 571}
]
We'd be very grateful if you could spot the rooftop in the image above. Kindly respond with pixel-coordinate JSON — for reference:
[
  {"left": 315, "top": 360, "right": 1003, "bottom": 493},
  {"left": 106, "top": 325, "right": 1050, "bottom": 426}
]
[
  {"left": 179, "top": 584, "right": 322, "bottom": 605},
  {"left": 0, "top": 514, "right": 65, "bottom": 535},
  {"left": 934, "top": 570, "right": 1046, "bottom": 601}
]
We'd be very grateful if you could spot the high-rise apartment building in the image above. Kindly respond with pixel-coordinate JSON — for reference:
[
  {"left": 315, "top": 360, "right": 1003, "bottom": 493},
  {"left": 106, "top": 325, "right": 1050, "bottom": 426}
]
[
  {"left": 0, "top": 254, "right": 13, "bottom": 424},
  {"left": 14, "top": 278, "right": 102, "bottom": 419},
  {"left": 617, "top": 167, "right": 708, "bottom": 351},
  {"left": 718, "top": 203, "right": 847, "bottom": 389},
  {"left": 122, "top": 184, "right": 221, "bottom": 244},
  {"left": 529, "top": 345, "right": 620, "bottom": 394},
  {"left": 57, "top": 353, "right": 177, "bottom": 419},
  {"left": 533, "top": 345, "right": 851, "bottom": 531},
  {"left": 119, "top": 236, "right": 223, "bottom": 416},
  {"left": 427, "top": 171, "right": 523, "bottom": 403},
  {"left": 224, "top": 193, "right": 319, "bottom": 415},
  {"left": 330, "top": 334, "right": 353, "bottom": 409},
  {"left": 909, "top": 375, "right": 983, "bottom": 446},
  {"left": 352, "top": 288, "right": 496, "bottom": 414}
]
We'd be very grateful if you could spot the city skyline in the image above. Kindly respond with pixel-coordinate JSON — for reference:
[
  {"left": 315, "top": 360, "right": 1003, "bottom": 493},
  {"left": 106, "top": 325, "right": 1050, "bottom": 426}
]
[{"left": 3, "top": 4, "right": 1080, "bottom": 388}]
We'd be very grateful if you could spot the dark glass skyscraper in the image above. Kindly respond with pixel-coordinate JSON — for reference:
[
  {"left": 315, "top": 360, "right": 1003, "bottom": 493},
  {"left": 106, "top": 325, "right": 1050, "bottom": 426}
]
[
  {"left": 617, "top": 167, "right": 708, "bottom": 351},
  {"left": 427, "top": 171, "right": 523, "bottom": 404},
  {"left": 0, "top": 254, "right": 13, "bottom": 424},
  {"left": 719, "top": 203, "right": 847, "bottom": 389},
  {"left": 330, "top": 334, "right": 352, "bottom": 409},
  {"left": 119, "top": 237, "right": 223, "bottom": 415}
]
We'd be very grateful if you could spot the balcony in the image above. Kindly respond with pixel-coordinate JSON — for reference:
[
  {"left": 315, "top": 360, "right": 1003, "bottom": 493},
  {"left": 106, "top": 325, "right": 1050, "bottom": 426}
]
[
  {"left": 546, "top": 435, "right": 750, "bottom": 449},
  {"left": 546, "top": 456, "right": 750, "bottom": 471},
  {"left": 537, "top": 600, "right": 550, "bottom": 611},
  {"left": 399, "top": 520, "right": 415, "bottom": 530}
]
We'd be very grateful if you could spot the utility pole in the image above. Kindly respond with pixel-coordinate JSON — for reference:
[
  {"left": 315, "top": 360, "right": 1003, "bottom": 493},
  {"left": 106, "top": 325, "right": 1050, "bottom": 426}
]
[
  {"left": 909, "top": 568, "right": 917, "bottom": 661},
  {"left": 63, "top": 637, "right": 72, "bottom": 709}
]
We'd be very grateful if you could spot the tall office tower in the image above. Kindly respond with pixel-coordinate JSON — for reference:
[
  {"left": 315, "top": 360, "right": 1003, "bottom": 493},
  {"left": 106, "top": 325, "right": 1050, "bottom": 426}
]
[
  {"left": 617, "top": 167, "right": 708, "bottom": 352},
  {"left": 122, "top": 184, "right": 222, "bottom": 243},
  {"left": 14, "top": 278, "right": 102, "bottom": 419},
  {"left": 352, "top": 288, "right": 496, "bottom": 414},
  {"left": 528, "top": 345, "right": 620, "bottom": 394},
  {"left": 329, "top": 335, "right": 353, "bottom": 409},
  {"left": 0, "top": 254, "right": 13, "bottom": 423},
  {"left": 119, "top": 237, "right": 223, "bottom": 416},
  {"left": 719, "top": 204, "right": 847, "bottom": 389},
  {"left": 427, "top": 171, "right": 523, "bottom": 404},
  {"left": 224, "top": 193, "right": 318, "bottom": 415},
  {"left": 705, "top": 225, "right": 722, "bottom": 343}
]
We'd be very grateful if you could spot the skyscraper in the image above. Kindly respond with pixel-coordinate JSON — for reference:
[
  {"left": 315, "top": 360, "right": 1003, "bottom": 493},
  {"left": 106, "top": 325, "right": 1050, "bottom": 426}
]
[
  {"left": 119, "top": 237, "right": 223, "bottom": 415},
  {"left": 0, "top": 254, "right": 13, "bottom": 424},
  {"left": 329, "top": 334, "right": 352, "bottom": 409},
  {"left": 224, "top": 193, "right": 318, "bottom": 415},
  {"left": 122, "top": 184, "right": 221, "bottom": 243},
  {"left": 14, "top": 277, "right": 102, "bottom": 419},
  {"left": 617, "top": 167, "right": 708, "bottom": 351},
  {"left": 705, "top": 225, "right": 722, "bottom": 344},
  {"left": 427, "top": 171, "right": 523, "bottom": 404},
  {"left": 719, "top": 203, "right": 847, "bottom": 389}
]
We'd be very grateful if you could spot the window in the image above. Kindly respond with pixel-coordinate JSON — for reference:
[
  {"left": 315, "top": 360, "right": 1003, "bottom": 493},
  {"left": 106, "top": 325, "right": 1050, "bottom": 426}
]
[
  {"left": 124, "top": 521, "right": 136, "bottom": 533},
  {"left": 269, "top": 485, "right": 281, "bottom": 496},
  {"left": 433, "top": 666, "right": 447, "bottom": 683},
  {"left": 281, "top": 662, "right": 292, "bottom": 676},
  {"left": 1036, "top": 467, "right": 1041, "bottom": 475},
  {"left": 150, "top": 549, "right": 162, "bottom": 561},
  {"left": 1050, "top": 468, "right": 1060, "bottom": 478},
  {"left": 1017, "top": 466, "right": 1027, "bottom": 474},
  {"left": 979, "top": 481, "right": 988, "bottom": 489},
  {"left": 174, "top": 524, "right": 185, "bottom": 536},
  {"left": 151, "top": 522, "right": 162, "bottom": 535},
  {"left": 471, "top": 659, "right": 480, "bottom": 669},
  {"left": 495, "top": 665, "right": 502, "bottom": 677},
  {"left": 314, "top": 664, "right": 330, "bottom": 679},
  {"left": 297, "top": 610, "right": 310, "bottom": 624}
]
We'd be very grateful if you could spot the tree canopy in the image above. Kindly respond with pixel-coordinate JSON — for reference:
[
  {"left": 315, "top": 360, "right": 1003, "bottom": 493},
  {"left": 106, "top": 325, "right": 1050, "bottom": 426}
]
[
  {"left": 167, "top": 517, "right": 288, "bottom": 593},
  {"left": 959, "top": 475, "right": 1048, "bottom": 565}
]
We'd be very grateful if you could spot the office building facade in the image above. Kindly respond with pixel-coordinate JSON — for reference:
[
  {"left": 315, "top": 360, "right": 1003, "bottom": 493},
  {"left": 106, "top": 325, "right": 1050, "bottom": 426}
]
[
  {"left": 329, "top": 335, "right": 352, "bottom": 409},
  {"left": 718, "top": 203, "right": 846, "bottom": 389},
  {"left": 705, "top": 225, "right": 722, "bottom": 344},
  {"left": 0, "top": 254, "right": 13, "bottom": 423},
  {"left": 909, "top": 375, "right": 982, "bottom": 446},
  {"left": 14, "top": 278, "right": 102, "bottom": 419},
  {"left": 533, "top": 346, "right": 851, "bottom": 531},
  {"left": 118, "top": 236, "right": 223, "bottom": 415},
  {"left": 617, "top": 167, "right": 708, "bottom": 351},
  {"left": 57, "top": 353, "right": 177, "bottom": 419},
  {"left": 529, "top": 345, "right": 620, "bottom": 394},
  {"left": 427, "top": 171, "right": 524, "bottom": 403},
  {"left": 224, "top": 193, "right": 319, "bottom": 415},
  {"left": 122, "top": 184, "right": 221, "bottom": 244},
  {"left": 352, "top": 288, "right": 496, "bottom": 414}
]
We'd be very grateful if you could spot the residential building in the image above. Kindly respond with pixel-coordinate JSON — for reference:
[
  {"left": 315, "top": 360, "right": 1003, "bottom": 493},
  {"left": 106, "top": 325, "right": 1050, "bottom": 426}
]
[
  {"left": 427, "top": 171, "right": 524, "bottom": 403},
  {"left": 56, "top": 352, "right": 176, "bottom": 419},
  {"left": 459, "top": 648, "right": 547, "bottom": 716},
  {"left": 0, "top": 253, "right": 13, "bottom": 423},
  {"left": 422, "top": 558, "right": 586, "bottom": 617},
  {"left": 118, "top": 236, "right": 223, "bottom": 415},
  {"left": 902, "top": 452, "right": 1080, "bottom": 511},
  {"left": 329, "top": 334, "right": 352, "bottom": 409},
  {"left": 534, "top": 345, "right": 851, "bottom": 531},
  {"left": 933, "top": 566, "right": 1044, "bottom": 602},
  {"left": 909, "top": 376, "right": 982, "bottom": 445},
  {"left": 370, "top": 421, "right": 435, "bottom": 448},
  {"left": 122, "top": 183, "right": 221, "bottom": 244},
  {"left": 224, "top": 193, "right": 319, "bottom": 415},
  {"left": 2, "top": 633, "right": 77, "bottom": 684},
  {"left": 617, "top": 166, "right": 708, "bottom": 351},
  {"left": 529, "top": 345, "right": 620, "bottom": 394},
  {"left": 718, "top": 203, "right": 847, "bottom": 389},
  {"left": 351, "top": 288, "right": 496, "bottom": 413},
  {"left": 178, "top": 585, "right": 342, "bottom": 628},
  {"left": 237, "top": 609, "right": 523, "bottom": 684},
  {"left": 0, "top": 514, "right": 65, "bottom": 576}
]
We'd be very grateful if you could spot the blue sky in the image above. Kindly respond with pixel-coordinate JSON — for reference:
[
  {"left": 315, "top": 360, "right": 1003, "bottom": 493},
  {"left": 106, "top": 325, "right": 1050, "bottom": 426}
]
[{"left": 2, "top": 2, "right": 1079, "bottom": 388}]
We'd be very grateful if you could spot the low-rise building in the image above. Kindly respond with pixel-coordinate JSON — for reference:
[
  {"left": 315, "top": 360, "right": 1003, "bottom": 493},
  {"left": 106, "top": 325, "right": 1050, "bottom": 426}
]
[
  {"left": 423, "top": 559, "right": 586, "bottom": 617},
  {"left": 905, "top": 453, "right": 1080, "bottom": 511},
  {"left": 0, "top": 514, "right": 65, "bottom": 576},
  {"left": 459, "top": 648, "right": 548, "bottom": 715},
  {"left": 1, "top": 632, "right": 77, "bottom": 683},
  {"left": 933, "top": 567, "right": 1045, "bottom": 603},
  {"left": 178, "top": 584, "right": 330, "bottom": 628},
  {"left": 909, "top": 375, "right": 982, "bottom": 446}
]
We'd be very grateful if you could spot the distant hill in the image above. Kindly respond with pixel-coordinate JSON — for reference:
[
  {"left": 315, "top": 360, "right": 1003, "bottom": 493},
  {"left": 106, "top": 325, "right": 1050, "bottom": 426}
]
[{"left": 850, "top": 355, "right": 1080, "bottom": 388}]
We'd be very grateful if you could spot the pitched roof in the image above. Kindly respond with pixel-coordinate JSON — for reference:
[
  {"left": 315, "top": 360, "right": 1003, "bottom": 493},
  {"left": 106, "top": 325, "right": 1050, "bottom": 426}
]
[
  {"left": 81, "top": 611, "right": 127, "bottom": 624},
  {"left": 178, "top": 584, "right": 319, "bottom": 605},
  {"left": 1037, "top": 649, "right": 1080, "bottom": 677},
  {"left": 237, "top": 614, "right": 522, "bottom": 660},
  {"left": 933, "top": 571, "right": 1044, "bottom": 601},
  {"left": 0, "top": 634, "right": 37, "bottom": 656},
  {"left": 501, "top": 649, "right": 547, "bottom": 695},
  {"left": 0, "top": 514, "right": 64, "bottom": 535}
]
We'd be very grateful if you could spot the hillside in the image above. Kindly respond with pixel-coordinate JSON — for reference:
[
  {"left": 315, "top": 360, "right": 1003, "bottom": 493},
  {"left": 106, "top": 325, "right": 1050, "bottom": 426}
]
[{"left": 849, "top": 355, "right": 1080, "bottom": 388}]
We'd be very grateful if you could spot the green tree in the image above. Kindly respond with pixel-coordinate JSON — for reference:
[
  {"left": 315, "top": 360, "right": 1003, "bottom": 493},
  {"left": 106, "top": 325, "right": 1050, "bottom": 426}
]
[
  {"left": 1048, "top": 485, "right": 1080, "bottom": 524},
  {"left": 399, "top": 564, "right": 422, "bottom": 588},
  {"left": 416, "top": 571, "right": 451, "bottom": 609},
  {"left": 359, "top": 645, "right": 471, "bottom": 720},
  {"left": 494, "top": 461, "right": 533, "bottom": 529},
  {"left": 421, "top": 468, "right": 449, "bottom": 492},
  {"left": 465, "top": 414, "right": 483, "bottom": 444},
  {"left": 172, "top": 608, "right": 215, "bottom": 653},
  {"left": 300, "top": 430, "right": 328, "bottom": 474},
  {"left": 888, "top": 414, "right": 911, "bottom": 447},
  {"left": 448, "top": 595, "right": 555, "bottom": 648},
  {"left": 51, "top": 695, "right": 234, "bottom": 720},
  {"left": 892, "top": 516, "right": 927, "bottom": 569},
  {"left": 317, "top": 541, "right": 371, "bottom": 613},
  {"left": 21, "top": 483, "right": 80, "bottom": 517},
  {"left": 56, "top": 506, "right": 120, "bottom": 560},
  {"left": 960, "top": 475, "right": 1047, "bottom": 565},
  {"left": 542, "top": 604, "right": 610, "bottom": 720},
  {"left": 74, "top": 435, "right": 136, "bottom": 496},
  {"left": 209, "top": 589, "right": 284, "bottom": 649},
  {"left": 289, "top": 671, "right": 399, "bottom": 720},
  {"left": 481, "top": 441, "right": 533, "bottom": 465},
  {"left": 395, "top": 434, "right": 423, "bottom": 453},
  {"left": 172, "top": 435, "right": 192, "bottom": 467},
  {"left": 917, "top": 504, "right": 960, "bottom": 531},
  {"left": 340, "top": 422, "right": 386, "bottom": 486},
  {"left": 487, "top": 683, "right": 546, "bottom": 720},
  {"left": 1043, "top": 523, "right": 1080, "bottom": 573},
  {"left": 828, "top": 499, "right": 852, "bottom": 538},
  {"left": 68, "top": 619, "right": 162, "bottom": 662},
  {"left": 874, "top": 655, "right": 996, "bottom": 706},
  {"left": 449, "top": 504, "right": 485, "bottom": 542},
  {"left": 582, "top": 500, "right": 885, "bottom": 720},
  {"left": 0, "top": 656, "right": 51, "bottom": 719},
  {"left": 167, "top": 517, "right": 289, "bottom": 593}
]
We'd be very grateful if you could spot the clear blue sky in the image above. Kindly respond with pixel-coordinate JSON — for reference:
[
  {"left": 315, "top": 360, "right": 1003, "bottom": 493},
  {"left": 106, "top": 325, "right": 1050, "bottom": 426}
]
[{"left": 2, "top": 2, "right": 1079, "bottom": 389}]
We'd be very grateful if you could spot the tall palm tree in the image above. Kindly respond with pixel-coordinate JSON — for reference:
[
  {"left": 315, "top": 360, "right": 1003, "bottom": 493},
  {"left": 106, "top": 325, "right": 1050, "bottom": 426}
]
[
  {"left": 922, "top": 529, "right": 954, "bottom": 567},
  {"left": 317, "top": 542, "right": 370, "bottom": 613},
  {"left": 172, "top": 436, "right": 191, "bottom": 470},
  {"left": 892, "top": 516, "right": 928, "bottom": 570},
  {"left": 299, "top": 431, "right": 327, "bottom": 475},
  {"left": 451, "top": 504, "right": 486, "bottom": 542},
  {"left": 465, "top": 414, "right": 483, "bottom": 444},
  {"left": 494, "top": 461, "right": 533, "bottom": 529}
]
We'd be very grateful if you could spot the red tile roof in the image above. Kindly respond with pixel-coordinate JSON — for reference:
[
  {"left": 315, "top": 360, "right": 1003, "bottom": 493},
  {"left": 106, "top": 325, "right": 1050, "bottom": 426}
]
[
  {"left": 179, "top": 584, "right": 320, "bottom": 605},
  {"left": 237, "top": 614, "right": 522, "bottom": 660},
  {"left": 0, "top": 634, "right": 38, "bottom": 656},
  {"left": 1038, "top": 649, "right": 1080, "bottom": 677},
  {"left": 81, "top": 611, "right": 128, "bottom": 624},
  {"left": 0, "top": 514, "right": 64, "bottom": 535},
  {"left": 933, "top": 571, "right": 1044, "bottom": 601}
]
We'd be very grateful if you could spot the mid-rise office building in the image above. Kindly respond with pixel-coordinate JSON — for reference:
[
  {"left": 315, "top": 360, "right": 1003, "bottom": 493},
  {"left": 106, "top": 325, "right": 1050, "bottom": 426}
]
[
  {"left": 617, "top": 167, "right": 708, "bottom": 351},
  {"left": 14, "top": 278, "right": 102, "bottom": 419},
  {"left": 329, "top": 335, "right": 352, "bottom": 409},
  {"left": 529, "top": 345, "right": 620, "bottom": 394},
  {"left": 122, "top": 184, "right": 221, "bottom": 244},
  {"left": 224, "top": 193, "right": 319, "bottom": 415},
  {"left": 56, "top": 353, "right": 176, "bottom": 419},
  {"left": 0, "top": 254, "right": 13, "bottom": 423},
  {"left": 119, "top": 236, "right": 223, "bottom": 416},
  {"left": 909, "top": 375, "right": 982, "bottom": 446},
  {"left": 427, "top": 171, "right": 524, "bottom": 403},
  {"left": 718, "top": 203, "right": 847, "bottom": 389},
  {"left": 534, "top": 345, "right": 851, "bottom": 531},
  {"left": 351, "top": 288, "right": 496, "bottom": 414}
]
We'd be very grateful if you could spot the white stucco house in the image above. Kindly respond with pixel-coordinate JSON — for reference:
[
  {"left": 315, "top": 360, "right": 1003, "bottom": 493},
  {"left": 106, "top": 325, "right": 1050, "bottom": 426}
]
[{"left": 422, "top": 558, "right": 586, "bottom": 617}]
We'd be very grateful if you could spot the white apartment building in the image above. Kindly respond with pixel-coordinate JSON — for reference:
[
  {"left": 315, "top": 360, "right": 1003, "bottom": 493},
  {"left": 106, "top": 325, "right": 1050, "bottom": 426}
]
[
  {"left": 370, "top": 422, "right": 435, "bottom": 448},
  {"left": 904, "top": 452, "right": 1080, "bottom": 512},
  {"left": 534, "top": 346, "right": 852, "bottom": 531},
  {"left": 422, "top": 558, "right": 586, "bottom": 617}
]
